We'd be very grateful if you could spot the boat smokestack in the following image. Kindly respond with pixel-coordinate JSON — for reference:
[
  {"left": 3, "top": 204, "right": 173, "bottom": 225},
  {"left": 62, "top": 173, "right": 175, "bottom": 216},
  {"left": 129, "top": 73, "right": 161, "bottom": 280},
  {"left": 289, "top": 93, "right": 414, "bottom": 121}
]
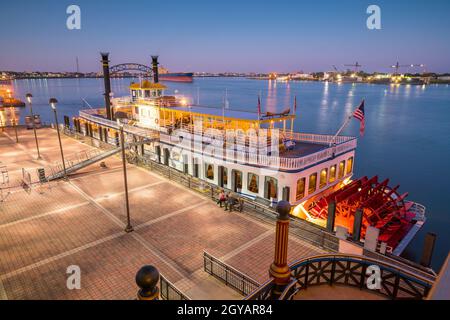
[
  {"left": 151, "top": 55, "right": 159, "bottom": 83},
  {"left": 101, "top": 52, "right": 112, "bottom": 120}
]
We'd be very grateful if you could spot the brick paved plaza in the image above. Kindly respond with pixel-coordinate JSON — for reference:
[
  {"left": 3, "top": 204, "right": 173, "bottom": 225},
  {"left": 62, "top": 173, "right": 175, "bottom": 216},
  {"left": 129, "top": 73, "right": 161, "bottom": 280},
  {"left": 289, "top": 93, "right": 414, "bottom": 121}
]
[{"left": 0, "top": 127, "right": 325, "bottom": 300}]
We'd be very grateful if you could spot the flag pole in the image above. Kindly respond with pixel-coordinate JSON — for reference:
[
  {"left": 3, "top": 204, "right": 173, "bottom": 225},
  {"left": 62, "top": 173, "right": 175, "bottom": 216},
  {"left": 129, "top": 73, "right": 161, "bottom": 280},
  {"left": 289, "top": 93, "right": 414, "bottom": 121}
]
[
  {"left": 329, "top": 113, "right": 353, "bottom": 146},
  {"left": 329, "top": 99, "right": 364, "bottom": 146}
]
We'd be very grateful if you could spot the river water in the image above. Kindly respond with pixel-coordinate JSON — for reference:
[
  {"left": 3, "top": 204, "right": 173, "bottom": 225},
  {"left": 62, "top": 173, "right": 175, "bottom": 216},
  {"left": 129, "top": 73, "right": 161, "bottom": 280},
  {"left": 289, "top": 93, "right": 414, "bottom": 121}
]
[{"left": 8, "top": 77, "right": 450, "bottom": 270}]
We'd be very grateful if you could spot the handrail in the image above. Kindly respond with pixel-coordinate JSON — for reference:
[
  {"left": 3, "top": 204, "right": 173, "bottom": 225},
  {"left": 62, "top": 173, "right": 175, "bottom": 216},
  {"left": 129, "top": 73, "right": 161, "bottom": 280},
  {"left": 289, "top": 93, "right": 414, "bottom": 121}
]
[
  {"left": 79, "top": 108, "right": 356, "bottom": 170},
  {"left": 243, "top": 278, "right": 275, "bottom": 300},
  {"left": 160, "top": 273, "right": 191, "bottom": 300},
  {"left": 278, "top": 254, "right": 435, "bottom": 300},
  {"left": 246, "top": 254, "right": 436, "bottom": 300},
  {"left": 288, "top": 254, "right": 436, "bottom": 284},
  {"left": 160, "top": 130, "right": 357, "bottom": 171},
  {"left": 203, "top": 251, "right": 260, "bottom": 296}
]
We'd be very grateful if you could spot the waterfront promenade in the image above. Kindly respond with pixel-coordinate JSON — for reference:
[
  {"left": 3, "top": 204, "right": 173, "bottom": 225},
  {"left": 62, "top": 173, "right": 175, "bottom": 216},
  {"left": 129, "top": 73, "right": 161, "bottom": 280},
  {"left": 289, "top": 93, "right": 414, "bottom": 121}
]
[{"left": 0, "top": 127, "right": 324, "bottom": 300}]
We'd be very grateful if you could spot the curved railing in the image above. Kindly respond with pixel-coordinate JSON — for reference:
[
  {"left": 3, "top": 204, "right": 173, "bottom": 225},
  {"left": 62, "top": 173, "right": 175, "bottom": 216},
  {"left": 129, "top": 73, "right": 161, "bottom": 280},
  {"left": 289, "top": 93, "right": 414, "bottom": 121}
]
[
  {"left": 245, "top": 254, "right": 435, "bottom": 300},
  {"left": 279, "top": 254, "right": 435, "bottom": 300}
]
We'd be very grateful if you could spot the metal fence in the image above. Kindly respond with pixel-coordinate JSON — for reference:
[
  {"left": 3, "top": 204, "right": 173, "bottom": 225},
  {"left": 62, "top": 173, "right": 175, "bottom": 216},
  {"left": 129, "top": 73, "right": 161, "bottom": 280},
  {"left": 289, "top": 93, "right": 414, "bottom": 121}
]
[
  {"left": 279, "top": 254, "right": 435, "bottom": 300},
  {"left": 203, "top": 251, "right": 260, "bottom": 296},
  {"left": 160, "top": 274, "right": 190, "bottom": 300}
]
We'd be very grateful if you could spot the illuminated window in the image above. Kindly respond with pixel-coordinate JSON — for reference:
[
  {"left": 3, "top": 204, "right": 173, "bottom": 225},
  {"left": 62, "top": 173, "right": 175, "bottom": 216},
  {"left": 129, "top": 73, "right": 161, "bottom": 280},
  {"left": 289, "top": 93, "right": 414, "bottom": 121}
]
[
  {"left": 265, "top": 177, "right": 278, "bottom": 199},
  {"left": 205, "top": 163, "right": 214, "bottom": 180},
  {"left": 329, "top": 165, "right": 337, "bottom": 183},
  {"left": 247, "top": 173, "right": 259, "bottom": 193},
  {"left": 338, "top": 160, "right": 345, "bottom": 179},
  {"left": 319, "top": 168, "right": 328, "bottom": 188},
  {"left": 308, "top": 173, "right": 317, "bottom": 195},
  {"left": 296, "top": 178, "right": 306, "bottom": 200},
  {"left": 346, "top": 157, "right": 354, "bottom": 175}
]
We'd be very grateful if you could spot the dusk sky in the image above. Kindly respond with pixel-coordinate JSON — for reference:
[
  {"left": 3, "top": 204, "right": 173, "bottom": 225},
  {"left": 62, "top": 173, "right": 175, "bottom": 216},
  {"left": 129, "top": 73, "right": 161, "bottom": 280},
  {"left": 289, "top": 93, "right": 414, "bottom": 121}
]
[{"left": 1, "top": 0, "right": 449, "bottom": 73}]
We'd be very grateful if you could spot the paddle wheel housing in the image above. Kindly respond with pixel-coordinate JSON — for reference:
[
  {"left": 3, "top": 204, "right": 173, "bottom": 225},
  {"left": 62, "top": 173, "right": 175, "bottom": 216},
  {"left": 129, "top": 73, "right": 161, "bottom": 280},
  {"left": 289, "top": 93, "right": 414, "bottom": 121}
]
[{"left": 308, "top": 176, "right": 418, "bottom": 249}]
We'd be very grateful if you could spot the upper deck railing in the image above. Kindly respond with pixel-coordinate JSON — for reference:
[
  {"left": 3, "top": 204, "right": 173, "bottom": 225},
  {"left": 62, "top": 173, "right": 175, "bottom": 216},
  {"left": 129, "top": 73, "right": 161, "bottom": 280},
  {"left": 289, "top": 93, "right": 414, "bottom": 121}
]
[
  {"left": 79, "top": 109, "right": 161, "bottom": 138},
  {"left": 161, "top": 129, "right": 357, "bottom": 171},
  {"left": 79, "top": 108, "right": 357, "bottom": 171}
]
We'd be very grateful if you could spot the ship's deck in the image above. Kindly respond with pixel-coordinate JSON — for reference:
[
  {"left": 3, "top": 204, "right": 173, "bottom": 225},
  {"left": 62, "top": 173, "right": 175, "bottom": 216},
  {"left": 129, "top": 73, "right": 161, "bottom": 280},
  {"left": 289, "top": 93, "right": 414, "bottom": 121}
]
[{"left": 279, "top": 141, "right": 327, "bottom": 158}]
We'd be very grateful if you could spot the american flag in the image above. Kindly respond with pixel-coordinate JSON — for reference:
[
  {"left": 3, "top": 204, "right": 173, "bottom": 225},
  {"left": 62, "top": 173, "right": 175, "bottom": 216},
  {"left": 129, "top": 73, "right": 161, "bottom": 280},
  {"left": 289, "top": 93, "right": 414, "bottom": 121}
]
[{"left": 353, "top": 100, "right": 365, "bottom": 136}]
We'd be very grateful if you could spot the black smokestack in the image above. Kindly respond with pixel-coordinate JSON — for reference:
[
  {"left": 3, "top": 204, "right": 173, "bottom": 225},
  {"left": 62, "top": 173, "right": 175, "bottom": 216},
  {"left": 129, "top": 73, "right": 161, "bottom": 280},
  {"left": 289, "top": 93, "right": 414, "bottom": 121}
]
[
  {"left": 151, "top": 55, "right": 159, "bottom": 83},
  {"left": 101, "top": 52, "right": 112, "bottom": 120}
]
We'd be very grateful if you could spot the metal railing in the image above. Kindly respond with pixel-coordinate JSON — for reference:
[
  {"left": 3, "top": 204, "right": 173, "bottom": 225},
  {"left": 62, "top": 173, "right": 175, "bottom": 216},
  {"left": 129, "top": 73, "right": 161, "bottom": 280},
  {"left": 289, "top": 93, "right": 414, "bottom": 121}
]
[
  {"left": 203, "top": 251, "right": 260, "bottom": 296},
  {"left": 79, "top": 109, "right": 160, "bottom": 139},
  {"left": 278, "top": 254, "right": 435, "bottom": 300},
  {"left": 159, "top": 130, "right": 357, "bottom": 171},
  {"left": 80, "top": 107, "right": 356, "bottom": 171},
  {"left": 243, "top": 279, "right": 275, "bottom": 300},
  {"left": 160, "top": 274, "right": 191, "bottom": 300}
]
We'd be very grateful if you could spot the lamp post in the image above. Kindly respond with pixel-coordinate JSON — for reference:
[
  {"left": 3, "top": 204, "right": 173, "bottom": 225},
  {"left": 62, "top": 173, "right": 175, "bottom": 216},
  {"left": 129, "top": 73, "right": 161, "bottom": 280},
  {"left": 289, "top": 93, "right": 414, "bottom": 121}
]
[
  {"left": 49, "top": 98, "right": 67, "bottom": 179},
  {"left": 117, "top": 119, "right": 133, "bottom": 233},
  {"left": 10, "top": 107, "right": 18, "bottom": 142},
  {"left": 25, "top": 93, "right": 41, "bottom": 159}
]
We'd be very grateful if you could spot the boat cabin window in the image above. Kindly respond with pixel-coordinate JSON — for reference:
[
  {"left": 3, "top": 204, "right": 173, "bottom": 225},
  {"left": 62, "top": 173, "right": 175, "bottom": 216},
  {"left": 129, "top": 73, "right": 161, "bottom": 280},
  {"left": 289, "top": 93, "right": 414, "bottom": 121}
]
[
  {"left": 308, "top": 173, "right": 317, "bottom": 195},
  {"left": 296, "top": 178, "right": 306, "bottom": 201},
  {"left": 232, "top": 170, "right": 243, "bottom": 192},
  {"left": 247, "top": 173, "right": 259, "bottom": 194},
  {"left": 338, "top": 160, "right": 345, "bottom": 179},
  {"left": 205, "top": 163, "right": 214, "bottom": 180},
  {"left": 319, "top": 168, "right": 328, "bottom": 188},
  {"left": 329, "top": 165, "right": 337, "bottom": 183},
  {"left": 346, "top": 157, "right": 353, "bottom": 175},
  {"left": 222, "top": 167, "right": 228, "bottom": 186},
  {"left": 144, "top": 90, "right": 151, "bottom": 98},
  {"left": 265, "top": 177, "right": 278, "bottom": 199}
]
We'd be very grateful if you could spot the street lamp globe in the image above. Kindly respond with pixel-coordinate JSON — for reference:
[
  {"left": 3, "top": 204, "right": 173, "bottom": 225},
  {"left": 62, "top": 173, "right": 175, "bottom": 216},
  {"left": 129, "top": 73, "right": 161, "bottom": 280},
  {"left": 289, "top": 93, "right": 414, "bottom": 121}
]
[
  {"left": 49, "top": 98, "right": 58, "bottom": 110},
  {"left": 26, "top": 93, "right": 32, "bottom": 104}
]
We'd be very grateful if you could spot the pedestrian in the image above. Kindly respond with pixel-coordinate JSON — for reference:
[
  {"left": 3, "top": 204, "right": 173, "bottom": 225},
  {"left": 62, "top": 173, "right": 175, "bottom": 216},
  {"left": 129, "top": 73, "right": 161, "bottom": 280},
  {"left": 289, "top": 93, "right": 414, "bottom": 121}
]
[
  {"left": 224, "top": 192, "right": 232, "bottom": 211},
  {"left": 217, "top": 189, "right": 226, "bottom": 208},
  {"left": 238, "top": 197, "right": 244, "bottom": 212}
]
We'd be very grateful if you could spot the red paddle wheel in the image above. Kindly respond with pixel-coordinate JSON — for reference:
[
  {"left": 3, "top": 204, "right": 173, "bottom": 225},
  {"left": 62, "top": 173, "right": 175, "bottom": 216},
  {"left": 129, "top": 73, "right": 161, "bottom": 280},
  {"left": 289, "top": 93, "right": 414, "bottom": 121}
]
[{"left": 308, "top": 176, "right": 417, "bottom": 249}]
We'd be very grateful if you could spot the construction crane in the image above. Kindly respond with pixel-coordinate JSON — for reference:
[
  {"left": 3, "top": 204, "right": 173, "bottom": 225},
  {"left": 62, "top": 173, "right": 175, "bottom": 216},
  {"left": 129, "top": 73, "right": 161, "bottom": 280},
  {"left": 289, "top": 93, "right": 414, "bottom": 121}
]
[
  {"left": 391, "top": 62, "right": 425, "bottom": 75},
  {"left": 344, "top": 62, "right": 363, "bottom": 72}
]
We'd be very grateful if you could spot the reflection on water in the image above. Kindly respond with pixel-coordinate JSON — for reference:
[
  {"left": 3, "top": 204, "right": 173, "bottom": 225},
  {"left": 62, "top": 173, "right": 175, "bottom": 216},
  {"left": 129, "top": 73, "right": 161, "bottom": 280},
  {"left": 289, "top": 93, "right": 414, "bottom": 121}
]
[{"left": 9, "top": 77, "right": 450, "bottom": 269}]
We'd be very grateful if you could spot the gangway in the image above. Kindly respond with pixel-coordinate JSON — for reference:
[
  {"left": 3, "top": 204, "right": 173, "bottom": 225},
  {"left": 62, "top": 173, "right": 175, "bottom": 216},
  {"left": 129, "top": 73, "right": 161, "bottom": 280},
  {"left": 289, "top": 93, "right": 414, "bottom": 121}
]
[{"left": 45, "top": 139, "right": 155, "bottom": 181}]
